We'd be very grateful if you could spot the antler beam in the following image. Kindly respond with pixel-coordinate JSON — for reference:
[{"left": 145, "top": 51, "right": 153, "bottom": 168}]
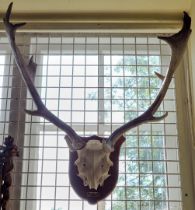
[
  {"left": 106, "top": 12, "right": 191, "bottom": 149},
  {"left": 3, "top": 2, "right": 86, "bottom": 150}
]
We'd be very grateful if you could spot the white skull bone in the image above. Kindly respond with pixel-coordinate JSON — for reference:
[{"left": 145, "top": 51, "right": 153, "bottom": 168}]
[{"left": 75, "top": 140, "right": 113, "bottom": 190}]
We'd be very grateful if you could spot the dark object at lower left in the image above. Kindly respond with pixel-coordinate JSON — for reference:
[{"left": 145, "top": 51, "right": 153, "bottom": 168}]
[{"left": 0, "top": 136, "right": 19, "bottom": 210}]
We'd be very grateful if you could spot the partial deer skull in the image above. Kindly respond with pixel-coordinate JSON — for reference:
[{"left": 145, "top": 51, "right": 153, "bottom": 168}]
[{"left": 75, "top": 140, "right": 113, "bottom": 190}]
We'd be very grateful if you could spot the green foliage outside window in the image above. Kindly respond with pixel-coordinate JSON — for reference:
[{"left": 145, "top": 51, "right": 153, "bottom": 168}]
[{"left": 106, "top": 55, "right": 167, "bottom": 210}]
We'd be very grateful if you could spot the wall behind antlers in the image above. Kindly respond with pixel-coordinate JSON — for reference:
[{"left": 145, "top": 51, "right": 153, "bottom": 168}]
[
  {"left": 0, "top": 0, "right": 191, "bottom": 14},
  {"left": 0, "top": 0, "right": 192, "bottom": 32}
]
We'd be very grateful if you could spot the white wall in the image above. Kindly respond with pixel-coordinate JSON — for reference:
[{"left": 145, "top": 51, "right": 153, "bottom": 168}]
[
  {"left": 189, "top": 0, "right": 195, "bottom": 193},
  {"left": 190, "top": 0, "right": 195, "bottom": 115},
  {"left": 0, "top": 0, "right": 191, "bottom": 14}
]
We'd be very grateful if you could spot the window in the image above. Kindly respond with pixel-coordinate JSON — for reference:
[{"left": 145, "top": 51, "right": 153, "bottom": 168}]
[
  {"left": 0, "top": 33, "right": 191, "bottom": 210},
  {"left": 0, "top": 39, "right": 13, "bottom": 143}
]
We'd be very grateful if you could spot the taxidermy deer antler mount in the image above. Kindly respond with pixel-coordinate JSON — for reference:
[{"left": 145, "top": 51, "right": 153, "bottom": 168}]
[{"left": 3, "top": 2, "right": 191, "bottom": 204}]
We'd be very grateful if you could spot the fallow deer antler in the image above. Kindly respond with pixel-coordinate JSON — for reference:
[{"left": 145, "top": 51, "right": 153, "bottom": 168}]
[
  {"left": 106, "top": 12, "right": 191, "bottom": 149},
  {"left": 3, "top": 2, "right": 86, "bottom": 150}
]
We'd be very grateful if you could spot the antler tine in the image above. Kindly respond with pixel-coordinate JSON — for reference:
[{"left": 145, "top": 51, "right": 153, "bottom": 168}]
[
  {"left": 3, "top": 3, "right": 85, "bottom": 150},
  {"left": 106, "top": 12, "right": 191, "bottom": 149}
]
